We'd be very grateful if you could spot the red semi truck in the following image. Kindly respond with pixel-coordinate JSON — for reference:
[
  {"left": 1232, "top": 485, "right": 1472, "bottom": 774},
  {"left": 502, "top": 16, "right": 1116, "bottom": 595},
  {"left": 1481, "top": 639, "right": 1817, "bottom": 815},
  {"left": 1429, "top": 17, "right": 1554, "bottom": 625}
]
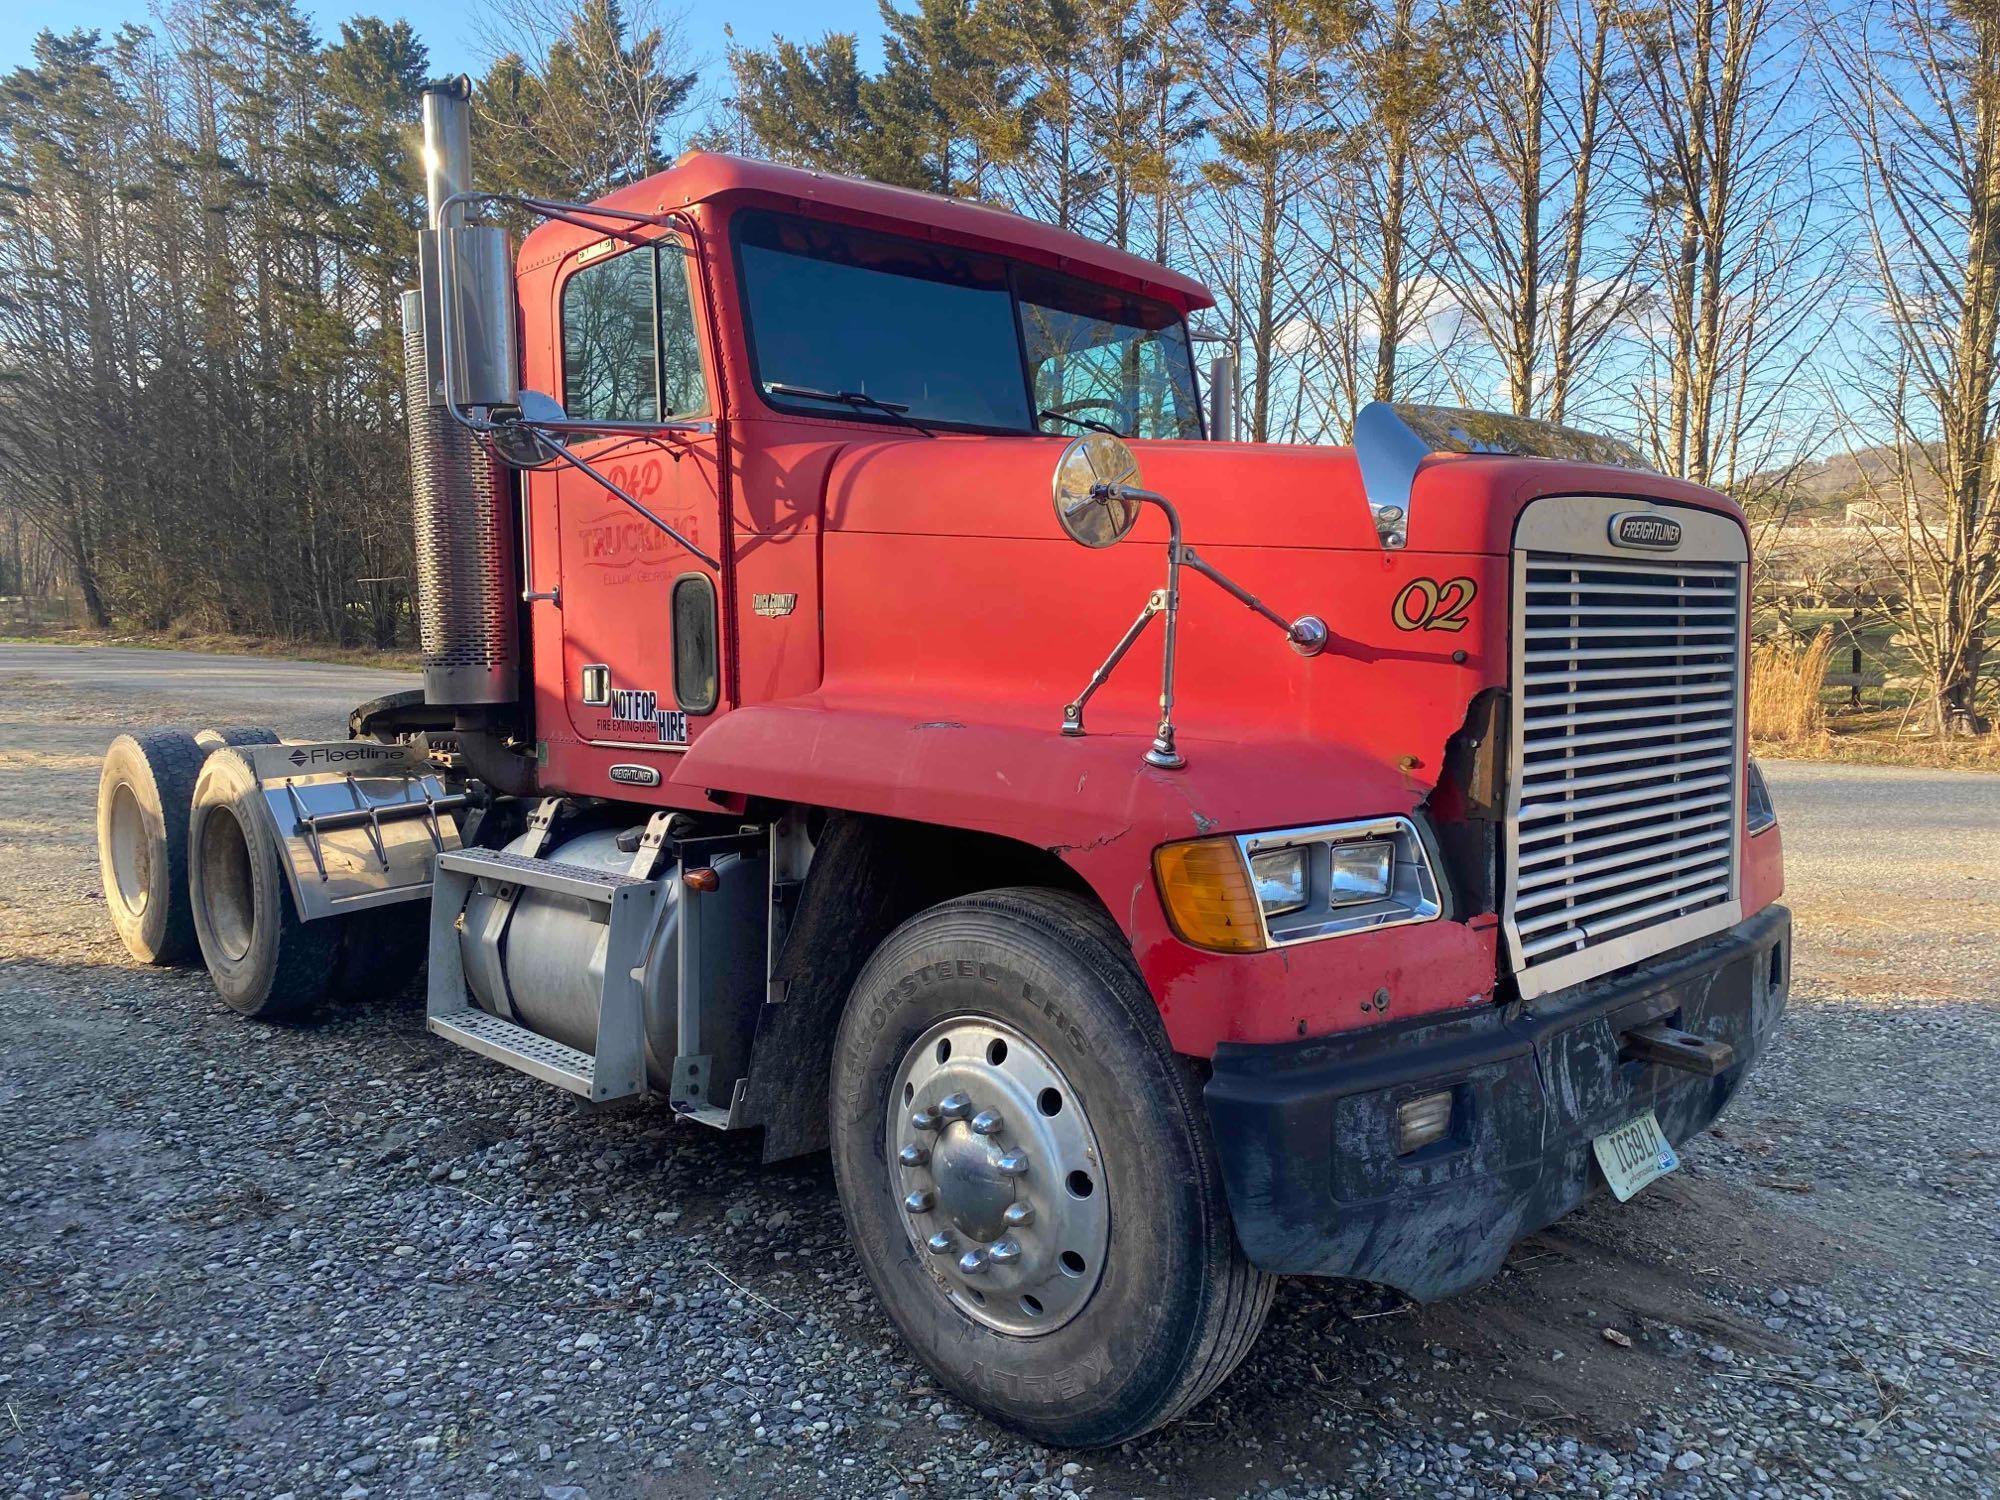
[{"left": 95, "top": 78, "right": 1790, "bottom": 1446}]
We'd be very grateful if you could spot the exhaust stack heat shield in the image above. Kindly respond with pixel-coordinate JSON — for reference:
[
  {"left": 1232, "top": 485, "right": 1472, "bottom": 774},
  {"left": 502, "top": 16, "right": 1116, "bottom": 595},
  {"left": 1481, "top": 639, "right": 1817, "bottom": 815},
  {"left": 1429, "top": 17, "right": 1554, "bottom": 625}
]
[{"left": 401, "top": 289, "right": 519, "bottom": 706}]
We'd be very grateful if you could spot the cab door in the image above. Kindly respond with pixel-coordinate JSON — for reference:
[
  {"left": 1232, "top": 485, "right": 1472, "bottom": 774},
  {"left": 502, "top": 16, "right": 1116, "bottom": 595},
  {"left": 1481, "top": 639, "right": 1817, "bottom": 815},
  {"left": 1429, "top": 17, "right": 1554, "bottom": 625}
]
[{"left": 551, "top": 233, "right": 726, "bottom": 756}]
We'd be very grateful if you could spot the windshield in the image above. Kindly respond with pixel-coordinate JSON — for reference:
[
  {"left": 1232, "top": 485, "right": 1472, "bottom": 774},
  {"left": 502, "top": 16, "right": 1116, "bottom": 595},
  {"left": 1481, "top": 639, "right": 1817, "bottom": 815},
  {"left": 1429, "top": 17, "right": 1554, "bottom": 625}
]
[{"left": 734, "top": 209, "right": 1202, "bottom": 438}]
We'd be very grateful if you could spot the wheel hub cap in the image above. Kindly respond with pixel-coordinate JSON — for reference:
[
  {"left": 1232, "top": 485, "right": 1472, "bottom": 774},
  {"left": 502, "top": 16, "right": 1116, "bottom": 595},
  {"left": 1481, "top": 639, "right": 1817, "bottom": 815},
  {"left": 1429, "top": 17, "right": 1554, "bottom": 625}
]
[{"left": 887, "top": 1017, "right": 1109, "bottom": 1335}]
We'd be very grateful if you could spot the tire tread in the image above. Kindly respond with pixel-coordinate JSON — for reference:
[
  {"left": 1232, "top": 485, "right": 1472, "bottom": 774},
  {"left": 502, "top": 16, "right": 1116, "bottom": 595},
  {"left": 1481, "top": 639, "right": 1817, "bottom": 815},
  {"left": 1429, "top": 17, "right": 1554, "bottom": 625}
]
[{"left": 840, "top": 886, "right": 1275, "bottom": 1445}]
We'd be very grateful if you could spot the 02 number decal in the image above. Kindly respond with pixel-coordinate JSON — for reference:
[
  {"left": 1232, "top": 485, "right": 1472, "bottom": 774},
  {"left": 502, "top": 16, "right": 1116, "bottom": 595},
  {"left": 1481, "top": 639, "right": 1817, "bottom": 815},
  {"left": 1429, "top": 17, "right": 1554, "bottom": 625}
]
[{"left": 1392, "top": 576, "right": 1477, "bottom": 633}]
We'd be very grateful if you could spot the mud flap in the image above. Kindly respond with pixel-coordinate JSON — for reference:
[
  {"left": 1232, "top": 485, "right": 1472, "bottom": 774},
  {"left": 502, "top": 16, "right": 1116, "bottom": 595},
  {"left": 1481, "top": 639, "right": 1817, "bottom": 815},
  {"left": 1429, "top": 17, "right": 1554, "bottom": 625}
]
[{"left": 241, "top": 741, "right": 463, "bottom": 921}]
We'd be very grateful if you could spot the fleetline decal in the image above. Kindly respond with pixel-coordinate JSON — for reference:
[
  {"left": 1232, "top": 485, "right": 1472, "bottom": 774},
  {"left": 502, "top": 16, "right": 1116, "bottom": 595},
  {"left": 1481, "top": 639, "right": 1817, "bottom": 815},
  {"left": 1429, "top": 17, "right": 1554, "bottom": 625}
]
[{"left": 1391, "top": 576, "right": 1477, "bottom": 633}]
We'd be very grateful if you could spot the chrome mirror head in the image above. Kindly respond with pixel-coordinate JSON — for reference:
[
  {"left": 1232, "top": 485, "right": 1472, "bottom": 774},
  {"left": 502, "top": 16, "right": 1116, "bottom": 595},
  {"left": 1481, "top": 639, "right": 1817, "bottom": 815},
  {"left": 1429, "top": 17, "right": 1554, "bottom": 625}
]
[
  {"left": 489, "top": 390, "right": 567, "bottom": 468},
  {"left": 1052, "top": 432, "right": 1142, "bottom": 548},
  {"left": 517, "top": 389, "right": 567, "bottom": 424}
]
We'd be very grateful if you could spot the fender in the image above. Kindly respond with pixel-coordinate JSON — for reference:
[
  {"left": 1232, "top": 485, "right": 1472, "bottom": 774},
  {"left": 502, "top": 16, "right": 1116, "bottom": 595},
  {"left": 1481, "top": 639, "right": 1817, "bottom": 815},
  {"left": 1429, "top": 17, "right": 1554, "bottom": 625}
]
[{"left": 672, "top": 699, "right": 1498, "bottom": 1052}]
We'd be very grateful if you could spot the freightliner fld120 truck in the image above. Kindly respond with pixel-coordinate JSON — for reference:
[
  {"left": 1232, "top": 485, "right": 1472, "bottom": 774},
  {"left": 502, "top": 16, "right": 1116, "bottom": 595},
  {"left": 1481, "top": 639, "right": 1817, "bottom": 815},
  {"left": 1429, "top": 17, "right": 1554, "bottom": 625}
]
[{"left": 95, "top": 78, "right": 1791, "bottom": 1445}]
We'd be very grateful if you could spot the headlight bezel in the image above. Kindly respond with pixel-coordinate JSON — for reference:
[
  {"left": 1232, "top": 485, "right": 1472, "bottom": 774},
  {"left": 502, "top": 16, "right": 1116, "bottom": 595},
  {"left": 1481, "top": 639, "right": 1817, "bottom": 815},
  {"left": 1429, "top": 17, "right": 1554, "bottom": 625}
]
[
  {"left": 1237, "top": 817, "right": 1443, "bottom": 946},
  {"left": 1155, "top": 816, "right": 1447, "bottom": 953}
]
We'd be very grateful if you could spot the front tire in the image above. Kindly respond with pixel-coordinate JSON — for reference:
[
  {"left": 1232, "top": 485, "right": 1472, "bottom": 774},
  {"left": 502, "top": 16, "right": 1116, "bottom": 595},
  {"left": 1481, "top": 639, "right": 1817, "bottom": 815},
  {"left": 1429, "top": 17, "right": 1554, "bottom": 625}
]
[{"left": 830, "top": 888, "right": 1274, "bottom": 1447}]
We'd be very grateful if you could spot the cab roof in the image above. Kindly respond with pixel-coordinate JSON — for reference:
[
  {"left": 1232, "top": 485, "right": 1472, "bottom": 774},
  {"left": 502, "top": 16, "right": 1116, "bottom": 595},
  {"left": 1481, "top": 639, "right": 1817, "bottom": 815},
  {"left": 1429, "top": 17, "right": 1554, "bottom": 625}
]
[{"left": 520, "top": 151, "right": 1217, "bottom": 315}]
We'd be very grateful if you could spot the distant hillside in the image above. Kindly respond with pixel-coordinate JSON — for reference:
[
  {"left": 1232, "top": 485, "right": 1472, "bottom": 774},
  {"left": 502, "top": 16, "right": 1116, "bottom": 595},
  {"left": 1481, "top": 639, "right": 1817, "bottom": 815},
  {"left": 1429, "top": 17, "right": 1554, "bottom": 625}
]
[{"left": 1746, "top": 442, "right": 1945, "bottom": 522}]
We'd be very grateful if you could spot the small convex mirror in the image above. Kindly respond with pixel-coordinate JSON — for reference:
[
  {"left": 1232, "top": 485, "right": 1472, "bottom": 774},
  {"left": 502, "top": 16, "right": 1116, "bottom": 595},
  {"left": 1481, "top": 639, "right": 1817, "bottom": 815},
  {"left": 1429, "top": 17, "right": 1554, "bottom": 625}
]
[
  {"left": 1052, "top": 432, "right": 1143, "bottom": 548},
  {"left": 491, "top": 390, "right": 567, "bottom": 469}
]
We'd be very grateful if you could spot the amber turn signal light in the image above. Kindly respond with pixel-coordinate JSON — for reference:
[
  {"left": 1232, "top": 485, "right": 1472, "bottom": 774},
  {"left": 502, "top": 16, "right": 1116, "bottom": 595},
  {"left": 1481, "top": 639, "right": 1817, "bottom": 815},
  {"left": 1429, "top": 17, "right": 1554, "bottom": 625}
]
[{"left": 1154, "top": 839, "right": 1265, "bottom": 952}]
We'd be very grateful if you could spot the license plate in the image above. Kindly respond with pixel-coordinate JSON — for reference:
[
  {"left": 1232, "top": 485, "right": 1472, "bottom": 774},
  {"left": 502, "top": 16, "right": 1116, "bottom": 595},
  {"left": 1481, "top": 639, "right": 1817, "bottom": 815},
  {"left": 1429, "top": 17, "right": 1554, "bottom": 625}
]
[{"left": 1592, "top": 1109, "right": 1680, "bottom": 1203}]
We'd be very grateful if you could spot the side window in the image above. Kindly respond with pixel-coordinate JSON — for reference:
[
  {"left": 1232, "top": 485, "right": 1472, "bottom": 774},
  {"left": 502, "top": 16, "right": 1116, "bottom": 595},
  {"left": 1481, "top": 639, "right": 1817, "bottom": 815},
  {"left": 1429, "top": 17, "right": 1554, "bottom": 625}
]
[
  {"left": 561, "top": 243, "right": 708, "bottom": 423},
  {"left": 657, "top": 249, "right": 706, "bottom": 418},
  {"left": 672, "top": 574, "right": 719, "bottom": 713}
]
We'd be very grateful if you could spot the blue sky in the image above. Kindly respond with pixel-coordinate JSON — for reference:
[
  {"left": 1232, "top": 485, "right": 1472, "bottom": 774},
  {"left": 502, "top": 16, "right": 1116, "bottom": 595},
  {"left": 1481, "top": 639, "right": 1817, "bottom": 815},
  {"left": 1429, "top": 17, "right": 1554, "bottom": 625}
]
[{"left": 0, "top": 0, "right": 886, "bottom": 78}]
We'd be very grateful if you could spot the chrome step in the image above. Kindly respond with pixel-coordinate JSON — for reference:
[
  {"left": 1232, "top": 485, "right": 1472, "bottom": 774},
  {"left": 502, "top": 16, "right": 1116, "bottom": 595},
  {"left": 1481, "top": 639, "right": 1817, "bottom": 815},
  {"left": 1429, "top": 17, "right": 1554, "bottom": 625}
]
[
  {"left": 434, "top": 846, "right": 644, "bottom": 904},
  {"left": 425, "top": 807, "right": 668, "bottom": 1103},
  {"left": 429, "top": 1008, "right": 600, "bottom": 1096}
]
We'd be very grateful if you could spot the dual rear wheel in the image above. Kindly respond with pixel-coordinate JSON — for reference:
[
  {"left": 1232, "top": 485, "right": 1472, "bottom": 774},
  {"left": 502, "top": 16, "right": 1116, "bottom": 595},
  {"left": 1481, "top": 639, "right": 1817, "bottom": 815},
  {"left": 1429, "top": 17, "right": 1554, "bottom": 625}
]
[{"left": 96, "top": 729, "right": 427, "bottom": 1015}]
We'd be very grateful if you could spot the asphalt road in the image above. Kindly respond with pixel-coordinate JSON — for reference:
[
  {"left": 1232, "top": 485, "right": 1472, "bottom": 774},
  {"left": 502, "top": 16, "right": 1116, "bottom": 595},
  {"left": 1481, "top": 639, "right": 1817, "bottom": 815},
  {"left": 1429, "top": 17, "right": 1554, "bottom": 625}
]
[{"left": 1, "top": 643, "right": 1995, "bottom": 1500}]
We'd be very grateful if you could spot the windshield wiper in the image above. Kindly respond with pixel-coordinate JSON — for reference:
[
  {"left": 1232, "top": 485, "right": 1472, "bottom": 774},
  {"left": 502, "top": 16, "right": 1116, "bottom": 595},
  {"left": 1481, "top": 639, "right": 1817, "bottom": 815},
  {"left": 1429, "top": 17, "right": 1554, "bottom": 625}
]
[
  {"left": 1039, "top": 409, "right": 1126, "bottom": 437},
  {"left": 765, "top": 382, "right": 930, "bottom": 433}
]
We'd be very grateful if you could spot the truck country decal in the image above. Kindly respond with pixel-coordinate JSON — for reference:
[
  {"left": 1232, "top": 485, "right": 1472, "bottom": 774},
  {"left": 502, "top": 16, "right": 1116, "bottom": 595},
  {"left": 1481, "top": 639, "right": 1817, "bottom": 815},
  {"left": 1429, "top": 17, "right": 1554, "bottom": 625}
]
[
  {"left": 601, "top": 685, "right": 689, "bottom": 745},
  {"left": 1391, "top": 576, "right": 1477, "bottom": 632}
]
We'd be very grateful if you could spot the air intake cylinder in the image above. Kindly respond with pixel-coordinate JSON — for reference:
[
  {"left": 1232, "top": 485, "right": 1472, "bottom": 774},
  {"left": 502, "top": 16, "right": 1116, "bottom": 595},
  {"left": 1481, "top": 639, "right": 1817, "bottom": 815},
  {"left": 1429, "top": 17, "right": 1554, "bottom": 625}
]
[{"left": 402, "top": 76, "right": 519, "bottom": 707}]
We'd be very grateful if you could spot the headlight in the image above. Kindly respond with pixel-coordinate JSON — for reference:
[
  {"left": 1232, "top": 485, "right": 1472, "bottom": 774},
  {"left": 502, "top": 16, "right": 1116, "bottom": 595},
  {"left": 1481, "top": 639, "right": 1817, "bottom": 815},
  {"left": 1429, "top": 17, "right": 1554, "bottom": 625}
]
[
  {"left": 1248, "top": 847, "right": 1308, "bottom": 915},
  {"left": 1329, "top": 840, "right": 1394, "bottom": 906},
  {"left": 1746, "top": 758, "right": 1777, "bottom": 834},
  {"left": 1156, "top": 816, "right": 1443, "bottom": 952}
]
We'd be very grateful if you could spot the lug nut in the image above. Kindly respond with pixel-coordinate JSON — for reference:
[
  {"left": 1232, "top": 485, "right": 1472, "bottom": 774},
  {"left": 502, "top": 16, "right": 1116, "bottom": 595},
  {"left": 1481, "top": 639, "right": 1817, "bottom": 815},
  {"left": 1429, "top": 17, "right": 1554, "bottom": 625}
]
[
  {"left": 995, "top": 1150, "right": 1030, "bottom": 1177},
  {"left": 926, "top": 1230, "right": 956, "bottom": 1255},
  {"left": 911, "top": 1108, "right": 941, "bottom": 1132},
  {"left": 988, "top": 1237, "right": 1022, "bottom": 1264},
  {"left": 1002, "top": 1202, "right": 1035, "bottom": 1227},
  {"left": 970, "top": 1109, "right": 1004, "bottom": 1136},
  {"left": 904, "top": 1188, "right": 935, "bottom": 1213},
  {"left": 957, "top": 1248, "right": 988, "bottom": 1275},
  {"left": 939, "top": 1092, "right": 973, "bottom": 1121},
  {"left": 897, "top": 1144, "right": 930, "bottom": 1167}
]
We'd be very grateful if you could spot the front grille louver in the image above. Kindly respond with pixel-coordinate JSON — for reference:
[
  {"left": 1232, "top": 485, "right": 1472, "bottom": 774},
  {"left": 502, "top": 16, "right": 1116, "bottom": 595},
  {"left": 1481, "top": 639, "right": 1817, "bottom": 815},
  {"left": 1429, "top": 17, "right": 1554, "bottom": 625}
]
[{"left": 1504, "top": 549, "right": 1744, "bottom": 993}]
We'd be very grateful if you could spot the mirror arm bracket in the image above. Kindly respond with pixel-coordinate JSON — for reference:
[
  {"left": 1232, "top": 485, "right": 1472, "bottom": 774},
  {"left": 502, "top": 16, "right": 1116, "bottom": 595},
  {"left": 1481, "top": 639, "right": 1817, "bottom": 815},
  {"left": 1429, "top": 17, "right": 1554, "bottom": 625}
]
[
  {"left": 1062, "top": 588, "right": 1168, "bottom": 739},
  {"left": 1178, "top": 546, "right": 1331, "bottom": 657}
]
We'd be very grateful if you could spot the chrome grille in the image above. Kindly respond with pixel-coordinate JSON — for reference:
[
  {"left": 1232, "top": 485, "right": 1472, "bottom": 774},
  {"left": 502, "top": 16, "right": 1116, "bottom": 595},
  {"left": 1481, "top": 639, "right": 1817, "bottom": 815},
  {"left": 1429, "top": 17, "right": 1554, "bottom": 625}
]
[{"left": 1504, "top": 549, "right": 1744, "bottom": 994}]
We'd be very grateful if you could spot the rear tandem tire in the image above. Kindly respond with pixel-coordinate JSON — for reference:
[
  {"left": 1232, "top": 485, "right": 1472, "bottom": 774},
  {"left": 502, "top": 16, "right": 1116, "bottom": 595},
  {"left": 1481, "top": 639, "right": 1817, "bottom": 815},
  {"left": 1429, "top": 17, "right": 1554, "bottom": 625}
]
[
  {"left": 829, "top": 887, "right": 1275, "bottom": 1448},
  {"left": 187, "top": 747, "right": 342, "bottom": 1020},
  {"left": 97, "top": 728, "right": 208, "bottom": 966},
  {"left": 195, "top": 725, "right": 281, "bottom": 751}
]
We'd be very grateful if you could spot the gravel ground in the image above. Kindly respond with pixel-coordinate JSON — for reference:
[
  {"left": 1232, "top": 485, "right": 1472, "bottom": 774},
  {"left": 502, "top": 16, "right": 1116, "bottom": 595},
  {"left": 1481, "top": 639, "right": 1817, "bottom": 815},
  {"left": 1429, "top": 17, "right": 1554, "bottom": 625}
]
[{"left": 1, "top": 644, "right": 1996, "bottom": 1500}]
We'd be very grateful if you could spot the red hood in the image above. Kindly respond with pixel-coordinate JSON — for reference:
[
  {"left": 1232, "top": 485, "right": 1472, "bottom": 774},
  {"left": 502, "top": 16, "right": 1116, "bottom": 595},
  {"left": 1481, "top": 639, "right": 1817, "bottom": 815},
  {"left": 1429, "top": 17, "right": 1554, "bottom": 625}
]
[{"left": 822, "top": 435, "right": 1744, "bottom": 557}]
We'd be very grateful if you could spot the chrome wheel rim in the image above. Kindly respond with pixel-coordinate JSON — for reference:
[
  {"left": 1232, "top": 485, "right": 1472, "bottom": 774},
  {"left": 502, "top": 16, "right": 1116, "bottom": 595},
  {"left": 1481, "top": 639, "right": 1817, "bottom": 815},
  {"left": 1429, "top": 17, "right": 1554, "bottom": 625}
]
[{"left": 887, "top": 1015, "right": 1109, "bottom": 1335}]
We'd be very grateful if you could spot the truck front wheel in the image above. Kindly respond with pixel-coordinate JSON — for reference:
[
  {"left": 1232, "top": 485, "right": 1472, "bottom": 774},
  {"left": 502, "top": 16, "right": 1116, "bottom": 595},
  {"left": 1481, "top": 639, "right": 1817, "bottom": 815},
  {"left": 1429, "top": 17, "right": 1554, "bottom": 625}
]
[{"left": 830, "top": 888, "right": 1274, "bottom": 1447}]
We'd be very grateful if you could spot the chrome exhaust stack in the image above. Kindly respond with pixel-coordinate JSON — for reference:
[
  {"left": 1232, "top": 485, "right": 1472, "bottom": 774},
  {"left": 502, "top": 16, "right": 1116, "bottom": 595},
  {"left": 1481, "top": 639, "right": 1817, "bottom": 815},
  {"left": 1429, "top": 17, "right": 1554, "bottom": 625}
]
[{"left": 404, "top": 77, "right": 520, "bottom": 708}]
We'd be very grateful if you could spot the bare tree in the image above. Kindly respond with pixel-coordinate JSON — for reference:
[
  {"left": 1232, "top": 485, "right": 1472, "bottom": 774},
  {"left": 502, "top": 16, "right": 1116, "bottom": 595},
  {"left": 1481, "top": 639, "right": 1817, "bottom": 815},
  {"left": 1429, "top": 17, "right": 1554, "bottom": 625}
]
[
  {"left": 1821, "top": 0, "right": 1999, "bottom": 732},
  {"left": 1427, "top": 0, "right": 1645, "bottom": 420},
  {"left": 1626, "top": 0, "right": 1839, "bottom": 486}
]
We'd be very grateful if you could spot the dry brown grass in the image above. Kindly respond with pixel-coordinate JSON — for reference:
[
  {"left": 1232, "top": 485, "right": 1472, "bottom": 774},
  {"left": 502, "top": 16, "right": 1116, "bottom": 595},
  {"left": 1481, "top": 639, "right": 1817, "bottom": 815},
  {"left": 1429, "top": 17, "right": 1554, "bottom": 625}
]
[
  {"left": 1754, "top": 730, "right": 2000, "bottom": 772},
  {"left": 0, "top": 623, "right": 417, "bottom": 672},
  {"left": 1749, "top": 627, "right": 1835, "bottom": 742}
]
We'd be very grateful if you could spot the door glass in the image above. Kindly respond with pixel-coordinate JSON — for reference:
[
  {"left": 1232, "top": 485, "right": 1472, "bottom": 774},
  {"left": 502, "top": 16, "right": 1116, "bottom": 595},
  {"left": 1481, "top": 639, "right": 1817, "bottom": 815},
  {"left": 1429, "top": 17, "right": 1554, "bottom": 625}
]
[
  {"left": 562, "top": 243, "right": 708, "bottom": 422},
  {"left": 658, "top": 249, "right": 707, "bottom": 418}
]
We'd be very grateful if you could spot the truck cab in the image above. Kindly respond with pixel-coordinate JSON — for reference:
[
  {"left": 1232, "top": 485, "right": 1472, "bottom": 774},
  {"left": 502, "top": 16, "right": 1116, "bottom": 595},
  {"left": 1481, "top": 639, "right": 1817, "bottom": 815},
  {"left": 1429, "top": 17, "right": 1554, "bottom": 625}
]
[{"left": 97, "top": 80, "right": 1789, "bottom": 1450}]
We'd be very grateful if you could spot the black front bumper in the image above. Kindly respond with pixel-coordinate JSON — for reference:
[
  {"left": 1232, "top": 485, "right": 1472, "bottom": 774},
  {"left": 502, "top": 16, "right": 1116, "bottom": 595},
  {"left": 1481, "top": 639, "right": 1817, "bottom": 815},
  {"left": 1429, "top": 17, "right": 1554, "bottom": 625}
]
[{"left": 1205, "top": 905, "right": 1791, "bottom": 1300}]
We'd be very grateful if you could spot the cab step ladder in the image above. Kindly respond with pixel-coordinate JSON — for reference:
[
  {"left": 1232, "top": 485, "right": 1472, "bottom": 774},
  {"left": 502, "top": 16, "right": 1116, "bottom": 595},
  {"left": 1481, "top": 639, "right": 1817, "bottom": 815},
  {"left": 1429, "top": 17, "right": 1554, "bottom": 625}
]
[{"left": 425, "top": 805, "right": 673, "bottom": 1102}]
